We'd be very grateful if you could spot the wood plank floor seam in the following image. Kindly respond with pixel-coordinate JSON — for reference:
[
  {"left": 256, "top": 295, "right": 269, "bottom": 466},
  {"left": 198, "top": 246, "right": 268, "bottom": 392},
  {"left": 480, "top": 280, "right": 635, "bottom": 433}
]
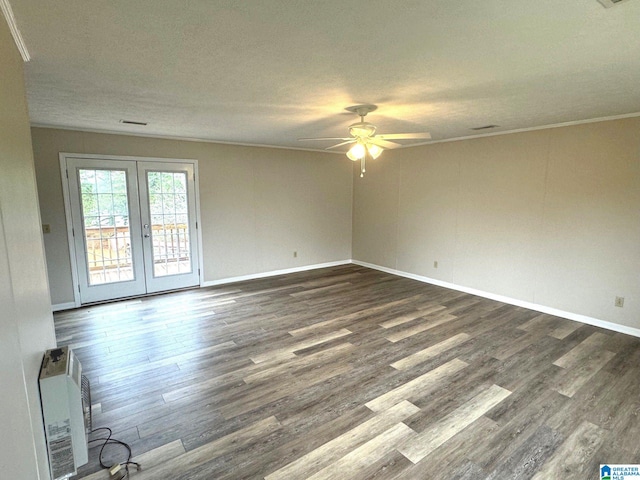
[
  {"left": 52, "top": 265, "right": 640, "bottom": 480},
  {"left": 398, "top": 384, "right": 512, "bottom": 464},
  {"left": 264, "top": 400, "right": 419, "bottom": 480}
]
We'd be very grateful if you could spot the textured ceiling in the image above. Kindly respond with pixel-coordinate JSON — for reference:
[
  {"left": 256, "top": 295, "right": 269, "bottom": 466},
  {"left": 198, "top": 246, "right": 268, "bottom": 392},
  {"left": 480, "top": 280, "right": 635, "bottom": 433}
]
[{"left": 11, "top": 0, "right": 640, "bottom": 150}]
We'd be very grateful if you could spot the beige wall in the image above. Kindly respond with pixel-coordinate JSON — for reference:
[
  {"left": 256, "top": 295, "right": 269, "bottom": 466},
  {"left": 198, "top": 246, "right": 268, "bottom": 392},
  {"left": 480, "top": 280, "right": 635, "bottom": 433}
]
[
  {"left": 34, "top": 118, "right": 640, "bottom": 330},
  {"left": 32, "top": 128, "right": 353, "bottom": 305},
  {"left": 0, "top": 15, "right": 57, "bottom": 480},
  {"left": 353, "top": 118, "right": 640, "bottom": 330}
]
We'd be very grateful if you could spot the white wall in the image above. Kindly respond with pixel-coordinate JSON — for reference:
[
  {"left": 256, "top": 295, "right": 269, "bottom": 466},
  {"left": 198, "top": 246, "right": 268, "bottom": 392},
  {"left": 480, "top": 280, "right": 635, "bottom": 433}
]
[
  {"left": 353, "top": 118, "right": 640, "bottom": 330},
  {"left": 0, "top": 14, "right": 57, "bottom": 480},
  {"left": 32, "top": 128, "right": 353, "bottom": 306}
]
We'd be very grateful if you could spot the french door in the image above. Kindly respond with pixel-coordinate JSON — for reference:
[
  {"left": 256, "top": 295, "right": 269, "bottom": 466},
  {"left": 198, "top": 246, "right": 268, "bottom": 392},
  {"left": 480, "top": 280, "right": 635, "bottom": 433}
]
[{"left": 65, "top": 156, "right": 200, "bottom": 304}]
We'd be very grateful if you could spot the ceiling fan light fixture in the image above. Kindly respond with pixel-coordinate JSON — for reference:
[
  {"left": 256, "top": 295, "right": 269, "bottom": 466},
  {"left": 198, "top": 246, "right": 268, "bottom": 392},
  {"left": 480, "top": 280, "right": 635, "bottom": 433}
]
[
  {"left": 367, "top": 144, "right": 383, "bottom": 159},
  {"left": 347, "top": 142, "right": 366, "bottom": 161},
  {"left": 300, "top": 104, "right": 429, "bottom": 178},
  {"left": 348, "top": 122, "right": 376, "bottom": 138}
]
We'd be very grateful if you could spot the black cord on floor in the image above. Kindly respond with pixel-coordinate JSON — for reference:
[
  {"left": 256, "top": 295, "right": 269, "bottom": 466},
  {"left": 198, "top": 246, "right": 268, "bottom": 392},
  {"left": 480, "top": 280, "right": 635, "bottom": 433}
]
[{"left": 89, "top": 427, "right": 141, "bottom": 479}]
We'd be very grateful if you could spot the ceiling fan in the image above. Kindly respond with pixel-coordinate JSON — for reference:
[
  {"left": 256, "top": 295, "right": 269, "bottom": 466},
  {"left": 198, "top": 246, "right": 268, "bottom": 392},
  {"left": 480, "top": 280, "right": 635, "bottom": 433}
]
[{"left": 299, "top": 104, "right": 430, "bottom": 177}]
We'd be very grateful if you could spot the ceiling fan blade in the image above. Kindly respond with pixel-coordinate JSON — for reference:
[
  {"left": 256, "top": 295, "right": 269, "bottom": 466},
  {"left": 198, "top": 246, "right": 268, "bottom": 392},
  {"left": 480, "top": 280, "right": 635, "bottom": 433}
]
[
  {"left": 376, "top": 132, "right": 431, "bottom": 140},
  {"left": 298, "top": 137, "right": 352, "bottom": 141},
  {"left": 326, "top": 139, "right": 356, "bottom": 150},
  {"left": 369, "top": 137, "right": 402, "bottom": 149}
]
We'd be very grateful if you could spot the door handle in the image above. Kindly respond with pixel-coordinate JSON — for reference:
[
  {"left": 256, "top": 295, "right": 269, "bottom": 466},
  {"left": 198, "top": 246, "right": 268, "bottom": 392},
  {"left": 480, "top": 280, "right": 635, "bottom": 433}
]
[{"left": 144, "top": 233, "right": 150, "bottom": 238}]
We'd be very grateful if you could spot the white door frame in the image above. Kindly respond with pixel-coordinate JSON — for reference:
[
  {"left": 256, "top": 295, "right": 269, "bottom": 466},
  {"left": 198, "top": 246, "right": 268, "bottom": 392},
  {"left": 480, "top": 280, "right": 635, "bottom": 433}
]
[
  {"left": 60, "top": 152, "right": 204, "bottom": 308},
  {"left": 137, "top": 161, "right": 200, "bottom": 293},
  {"left": 66, "top": 157, "right": 148, "bottom": 303}
]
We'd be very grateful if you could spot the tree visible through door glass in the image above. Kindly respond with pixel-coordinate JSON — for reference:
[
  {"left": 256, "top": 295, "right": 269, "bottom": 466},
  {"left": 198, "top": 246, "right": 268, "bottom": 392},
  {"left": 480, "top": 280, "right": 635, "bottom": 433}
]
[
  {"left": 79, "top": 169, "right": 133, "bottom": 285},
  {"left": 146, "top": 171, "right": 192, "bottom": 277}
]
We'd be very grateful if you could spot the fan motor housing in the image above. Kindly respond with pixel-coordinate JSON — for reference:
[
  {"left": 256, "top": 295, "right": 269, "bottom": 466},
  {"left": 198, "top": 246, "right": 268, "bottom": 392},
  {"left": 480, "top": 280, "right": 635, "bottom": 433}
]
[{"left": 349, "top": 122, "right": 376, "bottom": 138}]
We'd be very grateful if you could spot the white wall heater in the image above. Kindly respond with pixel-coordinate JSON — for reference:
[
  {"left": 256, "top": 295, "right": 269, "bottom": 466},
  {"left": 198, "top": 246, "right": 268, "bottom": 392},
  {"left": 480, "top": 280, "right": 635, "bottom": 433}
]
[{"left": 39, "top": 346, "right": 90, "bottom": 480}]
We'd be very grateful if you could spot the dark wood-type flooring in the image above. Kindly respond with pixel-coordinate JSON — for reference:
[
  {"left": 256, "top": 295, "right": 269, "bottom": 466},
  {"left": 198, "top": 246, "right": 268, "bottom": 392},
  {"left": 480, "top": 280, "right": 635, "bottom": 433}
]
[{"left": 55, "top": 265, "right": 640, "bottom": 479}]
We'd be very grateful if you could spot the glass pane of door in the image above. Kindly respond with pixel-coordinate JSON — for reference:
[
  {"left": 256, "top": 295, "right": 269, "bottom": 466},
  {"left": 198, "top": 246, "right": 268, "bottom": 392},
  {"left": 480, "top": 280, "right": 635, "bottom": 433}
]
[
  {"left": 79, "top": 168, "right": 134, "bottom": 285},
  {"left": 138, "top": 161, "right": 200, "bottom": 294},
  {"left": 147, "top": 171, "right": 192, "bottom": 277},
  {"left": 66, "top": 158, "right": 147, "bottom": 304}
]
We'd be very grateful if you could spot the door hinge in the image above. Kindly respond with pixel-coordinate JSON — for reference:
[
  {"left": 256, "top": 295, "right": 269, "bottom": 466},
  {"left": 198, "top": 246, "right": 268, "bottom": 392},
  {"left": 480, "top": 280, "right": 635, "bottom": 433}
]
[
  {"left": 66, "top": 169, "right": 69, "bottom": 179},
  {"left": 195, "top": 221, "right": 198, "bottom": 229},
  {"left": 78, "top": 284, "right": 81, "bottom": 293},
  {"left": 72, "top": 227, "right": 75, "bottom": 237}
]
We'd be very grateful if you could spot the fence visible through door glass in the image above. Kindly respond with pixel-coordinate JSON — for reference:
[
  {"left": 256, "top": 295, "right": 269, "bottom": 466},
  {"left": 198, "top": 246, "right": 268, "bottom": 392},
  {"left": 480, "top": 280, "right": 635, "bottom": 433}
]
[
  {"left": 64, "top": 156, "right": 200, "bottom": 304},
  {"left": 78, "top": 168, "right": 135, "bottom": 285},
  {"left": 146, "top": 171, "right": 193, "bottom": 277}
]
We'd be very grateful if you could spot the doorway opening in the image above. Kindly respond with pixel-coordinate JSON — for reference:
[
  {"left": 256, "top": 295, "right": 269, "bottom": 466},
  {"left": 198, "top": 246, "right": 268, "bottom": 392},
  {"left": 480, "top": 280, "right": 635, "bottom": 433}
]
[{"left": 60, "top": 154, "right": 202, "bottom": 305}]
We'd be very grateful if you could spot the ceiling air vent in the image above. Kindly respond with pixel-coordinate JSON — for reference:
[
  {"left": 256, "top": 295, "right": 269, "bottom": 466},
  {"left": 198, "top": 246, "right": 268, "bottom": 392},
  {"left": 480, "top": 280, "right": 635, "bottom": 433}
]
[
  {"left": 119, "top": 119, "right": 147, "bottom": 126},
  {"left": 597, "top": 0, "right": 630, "bottom": 7},
  {"left": 470, "top": 125, "right": 499, "bottom": 131}
]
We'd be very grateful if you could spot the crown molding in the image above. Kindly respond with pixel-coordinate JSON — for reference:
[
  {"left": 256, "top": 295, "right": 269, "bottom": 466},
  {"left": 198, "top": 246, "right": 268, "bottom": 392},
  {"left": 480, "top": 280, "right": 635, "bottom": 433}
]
[
  {"left": 30, "top": 123, "right": 345, "bottom": 155},
  {"left": 0, "top": 0, "right": 30, "bottom": 62},
  {"left": 408, "top": 111, "right": 640, "bottom": 148},
  {"left": 32, "top": 111, "right": 640, "bottom": 153}
]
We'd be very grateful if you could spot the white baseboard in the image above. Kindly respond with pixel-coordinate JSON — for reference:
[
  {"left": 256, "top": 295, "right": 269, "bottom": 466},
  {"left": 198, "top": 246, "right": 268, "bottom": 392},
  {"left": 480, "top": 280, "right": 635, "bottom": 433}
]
[
  {"left": 52, "top": 302, "right": 77, "bottom": 312},
  {"left": 52, "top": 261, "right": 351, "bottom": 311},
  {"left": 53, "top": 259, "right": 639, "bottom": 339},
  {"left": 352, "top": 260, "right": 640, "bottom": 339},
  {"left": 200, "top": 260, "right": 352, "bottom": 288}
]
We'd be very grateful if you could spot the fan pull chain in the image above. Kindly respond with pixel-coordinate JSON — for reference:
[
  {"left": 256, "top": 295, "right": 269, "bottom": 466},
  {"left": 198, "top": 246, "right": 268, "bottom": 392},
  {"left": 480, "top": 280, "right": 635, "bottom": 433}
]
[{"left": 360, "top": 155, "right": 366, "bottom": 178}]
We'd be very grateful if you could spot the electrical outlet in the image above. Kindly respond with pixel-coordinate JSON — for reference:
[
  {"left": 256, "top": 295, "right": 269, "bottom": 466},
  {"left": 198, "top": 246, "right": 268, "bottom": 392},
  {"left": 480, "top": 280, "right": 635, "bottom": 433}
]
[
  {"left": 433, "top": 261, "right": 438, "bottom": 269},
  {"left": 42, "top": 224, "right": 51, "bottom": 234},
  {"left": 293, "top": 251, "right": 297, "bottom": 258},
  {"left": 615, "top": 296, "right": 624, "bottom": 308}
]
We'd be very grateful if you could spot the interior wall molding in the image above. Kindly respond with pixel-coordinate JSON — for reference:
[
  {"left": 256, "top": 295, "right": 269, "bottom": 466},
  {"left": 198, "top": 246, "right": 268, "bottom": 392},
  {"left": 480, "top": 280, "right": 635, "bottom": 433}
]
[
  {"left": 52, "top": 255, "right": 638, "bottom": 339},
  {"left": 52, "top": 302, "right": 77, "bottom": 312},
  {"left": 31, "top": 124, "right": 344, "bottom": 155},
  {"left": 0, "top": 0, "right": 30, "bottom": 62},
  {"left": 52, "top": 260, "right": 352, "bottom": 311},
  {"left": 33, "top": 112, "right": 640, "bottom": 155},
  {"left": 352, "top": 260, "right": 640, "bottom": 339},
  {"left": 398, "top": 112, "right": 640, "bottom": 149},
  {"left": 200, "top": 260, "right": 352, "bottom": 288}
]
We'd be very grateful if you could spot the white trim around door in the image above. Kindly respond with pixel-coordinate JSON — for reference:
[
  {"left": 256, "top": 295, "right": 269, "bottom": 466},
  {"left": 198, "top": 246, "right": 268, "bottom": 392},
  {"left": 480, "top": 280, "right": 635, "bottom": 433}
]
[{"left": 59, "top": 153, "right": 204, "bottom": 307}]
